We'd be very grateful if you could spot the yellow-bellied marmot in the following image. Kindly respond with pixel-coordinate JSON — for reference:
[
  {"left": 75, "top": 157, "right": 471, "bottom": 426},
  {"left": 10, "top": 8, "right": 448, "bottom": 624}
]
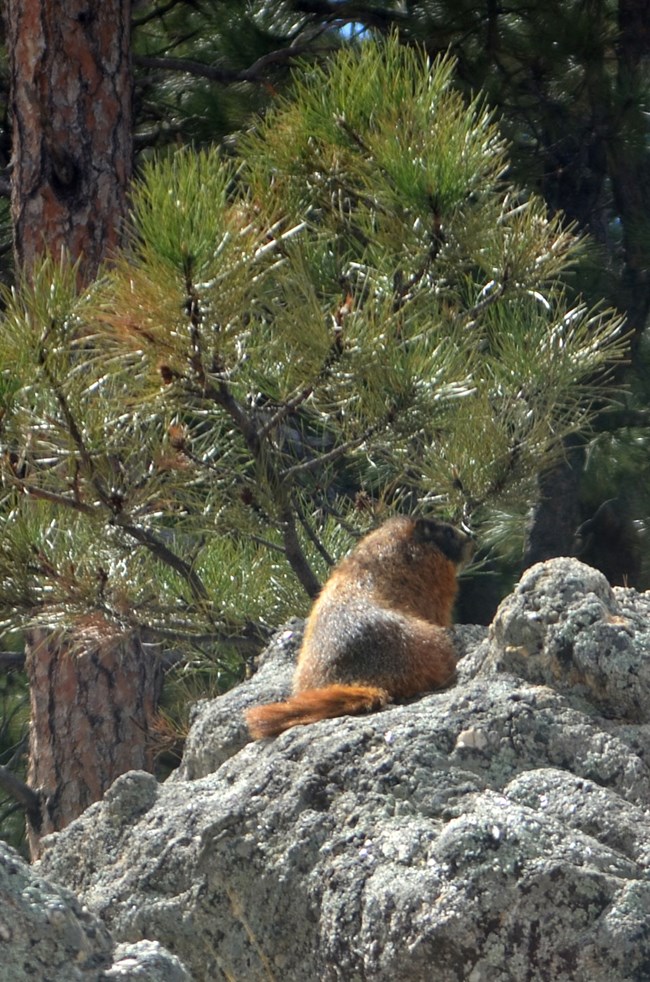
[{"left": 246, "top": 515, "right": 473, "bottom": 738}]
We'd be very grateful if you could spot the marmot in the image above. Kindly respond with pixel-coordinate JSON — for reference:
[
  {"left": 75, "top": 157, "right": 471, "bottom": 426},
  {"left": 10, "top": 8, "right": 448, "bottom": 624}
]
[{"left": 246, "top": 515, "right": 474, "bottom": 739}]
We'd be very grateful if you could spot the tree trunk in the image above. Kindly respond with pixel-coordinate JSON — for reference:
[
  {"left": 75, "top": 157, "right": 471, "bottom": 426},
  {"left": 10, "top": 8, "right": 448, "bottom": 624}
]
[
  {"left": 522, "top": 440, "right": 583, "bottom": 570},
  {"left": 5, "top": 0, "right": 141, "bottom": 857},
  {"left": 25, "top": 625, "right": 162, "bottom": 858},
  {"left": 609, "top": 0, "right": 650, "bottom": 354},
  {"left": 5, "top": 0, "right": 132, "bottom": 283}
]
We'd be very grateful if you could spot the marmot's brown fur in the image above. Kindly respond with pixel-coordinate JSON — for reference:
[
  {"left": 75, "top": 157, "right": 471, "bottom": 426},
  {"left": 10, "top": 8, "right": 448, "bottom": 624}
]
[{"left": 246, "top": 516, "right": 473, "bottom": 739}]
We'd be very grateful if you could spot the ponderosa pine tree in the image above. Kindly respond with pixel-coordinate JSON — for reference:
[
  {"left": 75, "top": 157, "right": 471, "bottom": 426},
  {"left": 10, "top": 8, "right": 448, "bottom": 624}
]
[
  {"left": 2, "top": 0, "right": 151, "bottom": 856},
  {"left": 284, "top": 0, "right": 650, "bottom": 576},
  {"left": 0, "top": 37, "right": 627, "bottom": 849},
  {"left": 129, "top": 1, "right": 650, "bottom": 580},
  {"left": 0, "top": 0, "right": 339, "bottom": 853}
]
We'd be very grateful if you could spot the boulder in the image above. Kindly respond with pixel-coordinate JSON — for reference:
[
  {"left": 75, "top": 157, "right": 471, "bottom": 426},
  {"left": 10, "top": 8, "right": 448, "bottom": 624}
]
[
  {"left": 37, "top": 559, "right": 650, "bottom": 981},
  {"left": 0, "top": 838, "right": 190, "bottom": 981}
]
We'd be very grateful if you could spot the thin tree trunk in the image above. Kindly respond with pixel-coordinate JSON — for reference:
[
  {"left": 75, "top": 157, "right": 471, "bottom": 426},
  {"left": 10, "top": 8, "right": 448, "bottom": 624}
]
[
  {"left": 26, "top": 625, "right": 162, "bottom": 858},
  {"left": 6, "top": 0, "right": 132, "bottom": 282}
]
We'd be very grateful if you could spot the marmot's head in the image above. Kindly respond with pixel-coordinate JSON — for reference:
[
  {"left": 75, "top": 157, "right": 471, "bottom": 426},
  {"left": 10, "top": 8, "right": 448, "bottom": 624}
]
[{"left": 413, "top": 517, "right": 475, "bottom": 568}]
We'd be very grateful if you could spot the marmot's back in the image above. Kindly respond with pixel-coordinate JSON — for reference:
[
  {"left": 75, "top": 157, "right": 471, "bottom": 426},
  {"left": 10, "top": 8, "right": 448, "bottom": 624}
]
[{"left": 311, "top": 515, "right": 468, "bottom": 622}]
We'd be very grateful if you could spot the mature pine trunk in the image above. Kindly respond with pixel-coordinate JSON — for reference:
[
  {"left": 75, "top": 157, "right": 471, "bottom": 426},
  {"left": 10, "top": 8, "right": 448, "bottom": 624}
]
[
  {"left": 5, "top": 0, "right": 145, "bottom": 856},
  {"left": 6, "top": 0, "right": 132, "bottom": 282},
  {"left": 26, "top": 625, "right": 163, "bottom": 858},
  {"left": 522, "top": 447, "right": 582, "bottom": 570}
]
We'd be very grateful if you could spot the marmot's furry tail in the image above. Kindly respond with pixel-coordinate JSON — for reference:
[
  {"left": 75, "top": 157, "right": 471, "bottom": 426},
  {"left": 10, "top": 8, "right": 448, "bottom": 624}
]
[{"left": 245, "top": 684, "right": 389, "bottom": 738}]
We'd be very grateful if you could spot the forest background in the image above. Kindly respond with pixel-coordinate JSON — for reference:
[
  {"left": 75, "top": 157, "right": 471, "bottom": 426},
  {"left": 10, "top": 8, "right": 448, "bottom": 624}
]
[{"left": 0, "top": 0, "right": 648, "bottom": 855}]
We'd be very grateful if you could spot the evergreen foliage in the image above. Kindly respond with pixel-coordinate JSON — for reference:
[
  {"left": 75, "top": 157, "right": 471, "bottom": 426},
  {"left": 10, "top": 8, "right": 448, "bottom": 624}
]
[
  {"left": 0, "top": 665, "right": 28, "bottom": 851},
  {"left": 0, "top": 37, "right": 626, "bottom": 664},
  {"left": 132, "top": 0, "right": 342, "bottom": 148}
]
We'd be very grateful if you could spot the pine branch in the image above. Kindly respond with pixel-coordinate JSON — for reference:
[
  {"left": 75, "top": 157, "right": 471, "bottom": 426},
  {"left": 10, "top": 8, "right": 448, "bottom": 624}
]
[
  {"left": 198, "top": 375, "right": 322, "bottom": 597},
  {"left": 0, "top": 651, "right": 25, "bottom": 669},
  {"left": 203, "top": 378, "right": 262, "bottom": 458},
  {"left": 294, "top": 1, "right": 407, "bottom": 31},
  {"left": 36, "top": 349, "right": 213, "bottom": 605},
  {"left": 455, "top": 279, "right": 509, "bottom": 326},
  {"left": 134, "top": 38, "right": 323, "bottom": 86},
  {"left": 0, "top": 765, "right": 42, "bottom": 830},
  {"left": 293, "top": 497, "right": 335, "bottom": 568},
  {"left": 280, "top": 427, "right": 374, "bottom": 480},
  {"left": 6, "top": 473, "right": 96, "bottom": 516},
  {"left": 256, "top": 388, "right": 314, "bottom": 442},
  {"left": 114, "top": 518, "right": 209, "bottom": 603},
  {"left": 132, "top": 0, "right": 185, "bottom": 28},
  {"left": 37, "top": 338, "right": 100, "bottom": 486},
  {"left": 249, "top": 535, "right": 287, "bottom": 555},
  {"left": 278, "top": 504, "right": 322, "bottom": 599},
  {"left": 141, "top": 619, "right": 273, "bottom": 656}
]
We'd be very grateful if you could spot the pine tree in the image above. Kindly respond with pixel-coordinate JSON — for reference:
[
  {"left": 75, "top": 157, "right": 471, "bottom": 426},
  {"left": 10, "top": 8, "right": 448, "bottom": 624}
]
[
  {"left": 0, "top": 0, "right": 342, "bottom": 850},
  {"left": 0, "top": 38, "right": 625, "bottom": 849},
  {"left": 0, "top": 4, "right": 642, "bottom": 853},
  {"left": 270, "top": 1, "right": 650, "bottom": 575},
  {"left": 2, "top": 0, "right": 141, "bottom": 855}
]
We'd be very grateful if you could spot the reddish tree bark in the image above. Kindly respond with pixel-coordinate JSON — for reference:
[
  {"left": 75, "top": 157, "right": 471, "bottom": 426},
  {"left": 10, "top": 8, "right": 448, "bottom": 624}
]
[
  {"left": 6, "top": 0, "right": 132, "bottom": 282},
  {"left": 3, "top": 1, "right": 160, "bottom": 857},
  {"left": 26, "top": 625, "right": 163, "bottom": 856}
]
